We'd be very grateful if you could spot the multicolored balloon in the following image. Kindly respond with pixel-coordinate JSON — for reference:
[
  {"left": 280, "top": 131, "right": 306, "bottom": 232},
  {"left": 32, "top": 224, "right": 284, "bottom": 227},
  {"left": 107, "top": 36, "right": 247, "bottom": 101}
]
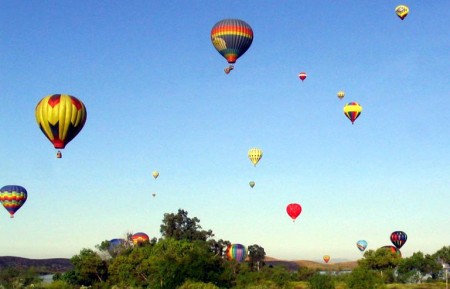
[
  {"left": 0, "top": 185, "right": 27, "bottom": 218},
  {"left": 249, "top": 181, "right": 255, "bottom": 188},
  {"left": 298, "top": 72, "right": 307, "bottom": 82},
  {"left": 35, "top": 94, "right": 87, "bottom": 158},
  {"left": 132, "top": 232, "right": 149, "bottom": 245},
  {"left": 323, "top": 255, "right": 330, "bottom": 263},
  {"left": 356, "top": 240, "right": 368, "bottom": 252},
  {"left": 343, "top": 102, "right": 362, "bottom": 124},
  {"left": 286, "top": 203, "right": 302, "bottom": 221},
  {"left": 381, "top": 245, "right": 402, "bottom": 257},
  {"left": 390, "top": 231, "right": 407, "bottom": 249},
  {"left": 226, "top": 244, "right": 247, "bottom": 263},
  {"left": 211, "top": 19, "right": 253, "bottom": 73},
  {"left": 152, "top": 171, "right": 159, "bottom": 179},
  {"left": 248, "top": 148, "right": 263, "bottom": 167},
  {"left": 395, "top": 5, "right": 409, "bottom": 20},
  {"left": 337, "top": 91, "right": 345, "bottom": 100}
]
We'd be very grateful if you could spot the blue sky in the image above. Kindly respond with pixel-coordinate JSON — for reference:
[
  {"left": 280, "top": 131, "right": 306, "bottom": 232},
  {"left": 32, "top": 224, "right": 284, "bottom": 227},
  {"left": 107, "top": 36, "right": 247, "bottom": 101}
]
[{"left": 1, "top": 1, "right": 449, "bottom": 261}]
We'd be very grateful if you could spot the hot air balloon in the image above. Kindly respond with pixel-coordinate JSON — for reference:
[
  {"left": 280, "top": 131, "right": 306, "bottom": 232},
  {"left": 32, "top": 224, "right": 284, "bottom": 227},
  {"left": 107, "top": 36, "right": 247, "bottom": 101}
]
[
  {"left": 152, "top": 193, "right": 156, "bottom": 197},
  {"left": 381, "top": 245, "right": 402, "bottom": 257},
  {"left": 298, "top": 72, "right": 307, "bottom": 82},
  {"left": 35, "top": 94, "right": 87, "bottom": 158},
  {"left": 286, "top": 203, "right": 302, "bottom": 222},
  {"left": 132, "top": 232, "right": 149, "bottom": 245},
  {"left": 390, "top": 231, "right": 407, "bottom": 249},
  {"left": 108, "top": 238, "right": 126, "bottom": 256},
  {"left": 248, "top": 148, "right": 263, "bottom": 166},
  {"left": 152, "top": 171, "right": 159, "bottom": 179},
  {"left": 249, "top": 181, "right": 255, "bottom": 188},
  {"left": 323, "top": 255, "right": 330, "bottom": 263},
  {"left": 211, "top": 19, "right": 253, "bottom": 74},
  {"left": 0, "top": 185, "right": 27, "bottom": 218},
  {"left": 356, "top": 240, "right": 368, "bottom": 252},
  {"left": 226, "top": 244, "right": 247, "bottom": 263},
  {"left": 343, "top": 102, "right": 362, "bottom": 124},
  {"left": 395, "top": 5, "right": 409, "bottom": 20},
  {"left": 337, "top": 91, "right": 345, "bottom": 100}
]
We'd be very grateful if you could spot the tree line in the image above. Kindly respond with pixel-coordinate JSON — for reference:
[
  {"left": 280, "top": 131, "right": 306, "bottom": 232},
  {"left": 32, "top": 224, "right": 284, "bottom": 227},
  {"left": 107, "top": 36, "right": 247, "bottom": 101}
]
[{"left": 1, "top": 209, "right": 449, "bottom": 289}]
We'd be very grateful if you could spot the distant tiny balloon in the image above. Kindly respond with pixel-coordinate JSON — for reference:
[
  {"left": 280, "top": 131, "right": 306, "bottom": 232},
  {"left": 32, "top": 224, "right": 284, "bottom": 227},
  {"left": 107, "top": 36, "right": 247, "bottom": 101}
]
[
  {"left": 286, "top": 203, "right": 302, "bottom": 222},
  {"left": 337, "top": 91, "right": 345, "bottom": 100},
  {"left": 343, "top": 102, "right": 363, "bottom": 124},
  {"left": 356, "top": 240, "right": 368, "bottom": 252},
  {"left": 323, "top": 255, "right": 330, "bottom": 263},
  {"left": 249, "top": 181, "right": 255, "bottom": 188},
  {"left": 152, "top": 171, "right": 159, "bottom": 179},
  {"left": 395, "top": 5, "right": 409, "bottom": 20},
  {"left": 298, "top": 72, "right": 307, "bottom": 82}
]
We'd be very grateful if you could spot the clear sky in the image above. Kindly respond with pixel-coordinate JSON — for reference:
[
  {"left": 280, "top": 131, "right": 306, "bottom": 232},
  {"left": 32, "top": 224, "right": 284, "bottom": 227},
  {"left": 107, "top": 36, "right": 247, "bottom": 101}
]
[{"left": 1, "top": 1, "right": 449, "bottom": 262}]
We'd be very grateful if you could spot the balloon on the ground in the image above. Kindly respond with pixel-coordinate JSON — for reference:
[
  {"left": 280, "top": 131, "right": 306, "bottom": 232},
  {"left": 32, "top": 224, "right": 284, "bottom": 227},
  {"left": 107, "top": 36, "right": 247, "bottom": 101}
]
[
  {"left": 0, "top": 185, "right": 27, "bottom": 218},
  {"left": 35, "top": 94, "right": 87, "bottom": 157},
  {"left": 395, "top": 5, "right": 409, "bottom": 20},
  {"left": 286, "top": 203, "right": 302, "bottom": 221},
  {"left": 132, "top": 232, "right": 149, "bottom": 245},
  {"left": 381, "top": 245, "right": 402, "bottom": 257},
  {"left": 248, "top": 148, "right": 263, "bottom": 166},
  {"left": 323, "top": 255, "right": 330, "bottom": 263},
  {"left": 390, "top": 231, "right": 407, "bottom": 249},
  {"left": 356, "top": 240, "right": 368, "bottom": 252},
  {"left": 226, "top": 244, "right": 247, "bottom": 262},
  {"left": 343, "top": 102, "right": 362, "bottom": 124}
]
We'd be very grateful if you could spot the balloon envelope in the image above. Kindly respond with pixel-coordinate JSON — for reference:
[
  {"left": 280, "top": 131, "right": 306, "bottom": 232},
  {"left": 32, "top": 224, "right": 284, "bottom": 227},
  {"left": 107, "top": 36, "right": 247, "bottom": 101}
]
[
  {"left": 152, "top": 171, "right": 159, "bottom": 179},
  {"left": 356, "top": 240, "right": 368, "bottom": 252},
  {"left": 108, "top": 238, "right": 126, "bottom": 256},
  {"left": 337, "top": 91, "right": 345, "bottom": 99},
  {"left": 286, "top": 203, "right": 302, "bottom": 221},
  {"left": 298, "top": 72, "right": 307, "bottom": 81},
  {"left": 323, "top": 255, "right": 330, "bottom": 263},
  {"left": 211, "top": 19, "right": 253, "bottom": 64},
  {"left": 390, "top": 231, "right": 407, "bottom": 249},
  {"left": 226, "top": 244, "right": 247, "bottom": 263},
  {"left": 395, "top": 5, "right": 409, "bottom": 20},
  {"left": 248, "top": 148, "right": 263, "bottom": 166},
  {"left": 0, "top": 185, "right": 27, "bottom": 218},
  {"left": 381, "top": 245, "right": 402, "bottom": 257},
  {"left": 343, "top": 102, "right": 362, "bottom": 124},
  {"left": 132, "top": 232, "right": 149, "bottom": 245},
  {"left": 35, "top": 94, "right": 87, "bottom": 150},
  {"left": 249, "top": 181, "right": 255, "bottom": 188}
]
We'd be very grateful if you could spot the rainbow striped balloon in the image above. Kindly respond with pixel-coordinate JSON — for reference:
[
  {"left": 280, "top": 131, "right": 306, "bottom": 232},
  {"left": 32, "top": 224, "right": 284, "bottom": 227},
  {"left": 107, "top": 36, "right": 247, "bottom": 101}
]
[
  {"left": 0, "top": 185, "right": 27, "bottom": 218},
  {"left": 211, "top": 19, "right": 253, "bottom": 64},
  {"left": 226, "top": 244, "right": 247, "bottom": 262}
]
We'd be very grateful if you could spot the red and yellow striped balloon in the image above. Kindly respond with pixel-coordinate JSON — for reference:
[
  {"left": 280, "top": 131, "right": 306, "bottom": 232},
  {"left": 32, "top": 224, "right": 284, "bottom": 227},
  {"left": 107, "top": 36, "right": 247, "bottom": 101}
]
[{"left": 35, "top": 94, "right": 87, "bottom": 150}]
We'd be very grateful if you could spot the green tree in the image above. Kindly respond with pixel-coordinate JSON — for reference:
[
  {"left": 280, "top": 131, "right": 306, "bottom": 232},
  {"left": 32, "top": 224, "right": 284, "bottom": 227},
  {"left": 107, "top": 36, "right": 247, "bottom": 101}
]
[
  {"left": 358, "top": 248, "right": 401, "bottom": 281},
  {"left": 248, "top": 244, "right": 266, "bottom": 271},
  {"left": 177, "top": 280, "right": 220, "bottom": 289},
  {"left": 397, "top": 251, "right": 442, "bottom": 283},
  {"left": 346, "top": 266, "right": 386, "bottom": 289},
  {"left": 160, "top": 209, "right": 214, "bottom": 241},
  {"left": 433, "top": 246, "right": 450, "bottom": 264},
  {"left": 66, "top": 248, "right": 108, "bottom": 286},
  {"left": 309, "top": 272, "right": 335, "bottom": 289},
  {"left": 0, "top": 267, "right": 41, "bottom": 289}
]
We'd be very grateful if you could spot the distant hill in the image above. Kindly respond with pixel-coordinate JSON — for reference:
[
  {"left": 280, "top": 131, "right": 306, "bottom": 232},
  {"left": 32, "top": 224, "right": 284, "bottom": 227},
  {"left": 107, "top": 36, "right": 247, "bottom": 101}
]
[
  {"left": 0, "top": 256, "right": 72, "bottom": 273},
  {"left": 264, "top": 256, "right": 357, "bottom": 272},
  {"left": 0, "top": 256, "right": 356, "bottom": 274}
]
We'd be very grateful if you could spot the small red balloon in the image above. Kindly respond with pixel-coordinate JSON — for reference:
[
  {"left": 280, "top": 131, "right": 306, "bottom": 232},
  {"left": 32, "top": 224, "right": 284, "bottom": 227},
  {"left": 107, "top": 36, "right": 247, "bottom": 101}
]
[
  {"left": 286, "top": 203, "right": 302, "bottom": 221},
  {"left": 298, "top": 72, "right": 307, "bottom": 81}
]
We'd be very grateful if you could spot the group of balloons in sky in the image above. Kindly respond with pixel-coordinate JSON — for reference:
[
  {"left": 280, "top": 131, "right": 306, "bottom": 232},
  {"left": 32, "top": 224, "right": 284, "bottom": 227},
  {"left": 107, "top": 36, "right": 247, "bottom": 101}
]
[
  {"left": 211, "top": 6, "right": 409, "bottom": 125},
  {"left": 0, "top": 6, "right": 410, "bottom": 219},
  {"left": 322, "top": 231, "right": 407, "bottom": 263}
]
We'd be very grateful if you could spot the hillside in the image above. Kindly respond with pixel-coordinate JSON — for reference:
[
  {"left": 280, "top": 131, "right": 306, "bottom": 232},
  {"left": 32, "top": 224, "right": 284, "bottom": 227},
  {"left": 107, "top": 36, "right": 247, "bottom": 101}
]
[
  {"left": 0, "top": 256, "right": 357, "bottom": 273},
  {"left": 0, "top": 256, "right": 72, "bottom": 273}
]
